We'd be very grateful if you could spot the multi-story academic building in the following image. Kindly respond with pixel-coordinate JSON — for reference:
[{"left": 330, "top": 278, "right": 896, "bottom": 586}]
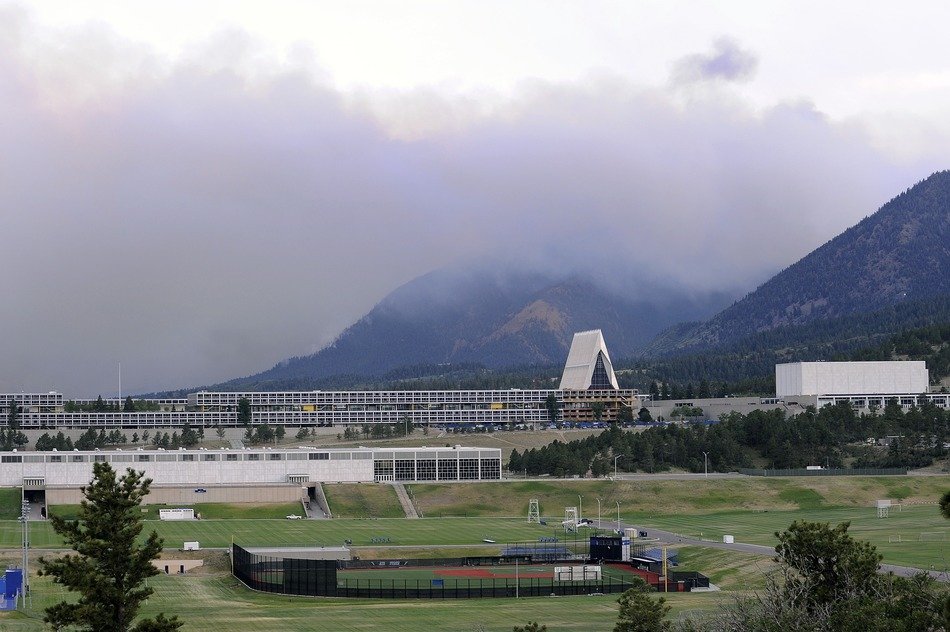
[{"left": 0, "top": 330, "right": 637, "bottom": 429}]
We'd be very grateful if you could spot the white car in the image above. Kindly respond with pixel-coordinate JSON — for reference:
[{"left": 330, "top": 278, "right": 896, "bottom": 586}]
[{"left": 285, "top": 514, "right": 303, "bottom": 520}]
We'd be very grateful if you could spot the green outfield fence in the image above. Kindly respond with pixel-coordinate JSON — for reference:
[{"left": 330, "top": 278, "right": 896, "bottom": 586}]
[
  {"left": 738, "top": 467, "right": 907, "bottom": 477},
  {"left": 231, "top": 544, "right": 657, "bottom": 598}
]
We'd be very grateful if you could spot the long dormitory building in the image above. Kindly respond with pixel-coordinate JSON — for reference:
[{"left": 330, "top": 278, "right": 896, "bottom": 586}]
[{"left": 0, "top": 330, "right": 636, "bottom": 430}]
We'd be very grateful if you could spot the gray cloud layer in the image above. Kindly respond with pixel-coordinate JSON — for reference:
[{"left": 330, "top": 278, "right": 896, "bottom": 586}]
[{"left": 0, "top": 11, "right": 943, "bottom": 395}]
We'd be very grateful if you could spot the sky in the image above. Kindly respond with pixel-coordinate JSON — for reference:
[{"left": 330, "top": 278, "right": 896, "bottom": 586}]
[{"left": 2, "top": 1, "right": 949, "bottom": 396}]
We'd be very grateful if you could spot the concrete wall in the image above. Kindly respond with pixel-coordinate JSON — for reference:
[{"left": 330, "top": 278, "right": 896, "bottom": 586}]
[
  {"left": 45, "top": 484, "right": 303, "bottom": 505},
  {"left": 2, "top": 454, "right": 375, "bottom": 487},
  {"left": 153, "top": 559, "right": 204, "bottom": 574}
]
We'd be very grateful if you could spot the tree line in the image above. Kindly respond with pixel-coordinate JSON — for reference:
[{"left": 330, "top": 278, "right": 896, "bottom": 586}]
[{"left": 510, "top": 400, "right": 949, "bottom": 477}]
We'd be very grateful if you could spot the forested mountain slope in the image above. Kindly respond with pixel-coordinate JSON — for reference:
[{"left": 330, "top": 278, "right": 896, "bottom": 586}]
[
  {"left": 649, "top": 171, "right": 950, "bottom": 353},
  {"left": 175, "top": 267, "right": 730, "bottom": 392}
]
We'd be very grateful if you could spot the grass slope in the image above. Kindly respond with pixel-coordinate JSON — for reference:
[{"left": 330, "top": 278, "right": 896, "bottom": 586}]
[
  {"left": 632, "top": 504, "right": 950, "bottom": 570},
  {"left": 0, "top": 488, "right": 21, "bottom": 519},
  {"left": 323, "top": 484, "right": 404, "bottom": 518},
  {"left": 410, "top": 477, "right": 950, "bottom": 517}
]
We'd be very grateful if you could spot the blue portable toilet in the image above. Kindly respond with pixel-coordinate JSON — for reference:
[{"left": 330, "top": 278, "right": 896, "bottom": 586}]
[{"left": 1, "top": 568, "right": 23, "bottom": 610}]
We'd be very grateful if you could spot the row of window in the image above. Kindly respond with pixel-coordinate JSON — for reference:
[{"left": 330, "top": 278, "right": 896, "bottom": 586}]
[
  {"left": 373, "top": 458, "right": 501, "bottom": 481},
  {"left": 191, "top": 389, "right": 632, "bottom": 406},
  {"left": 1, "top": 450, "right": 500, "bottom": 464}
]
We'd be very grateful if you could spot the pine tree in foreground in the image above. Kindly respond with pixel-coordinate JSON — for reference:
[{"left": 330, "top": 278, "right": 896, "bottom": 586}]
[{"left": 38, "top": 462, "right": 182, "bottom": 632}]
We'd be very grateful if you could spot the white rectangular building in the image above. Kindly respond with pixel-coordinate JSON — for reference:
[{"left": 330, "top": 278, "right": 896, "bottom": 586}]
[{"left": 776, "top": 361, "right": 929, "bottom": 398}]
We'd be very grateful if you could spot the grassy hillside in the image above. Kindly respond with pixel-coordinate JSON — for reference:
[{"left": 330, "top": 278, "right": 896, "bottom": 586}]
[
  {"left": 322, "top": 484, "right": 404, "bottom": 518},
  {"left": 0, "top": 488, "right": 21, "bottom": 519},
  {"left": 410, "top": 476, "right": 949, "bottom": 518}
]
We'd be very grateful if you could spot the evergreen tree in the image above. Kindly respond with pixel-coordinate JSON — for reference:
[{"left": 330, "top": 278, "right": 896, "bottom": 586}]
[
  {"left": 237, "top": 397, "right": 252, "bottom": 427},
  {"left": 544, "top": 394, "right": 561, "bottom": 426},
  {"left": 123, "top": 396, "right": 137, "bottom": 412},
  {"left": 698, "top": 379, "right": 711, "bottom": 399},
  {"left": 613, "top": 578, "right": 670, "bottom": 632},
  {"left": 37, "top": 463, "right": 182, "bottom": 632},
  {"left": 591, "top": 402, "right": 606, "bottom": 422},
  {"left": 7, "top": 398, "right": 21, "bottom": 429}
]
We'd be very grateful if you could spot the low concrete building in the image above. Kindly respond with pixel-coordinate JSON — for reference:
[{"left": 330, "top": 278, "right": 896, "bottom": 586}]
[{"left": 1, "top": 445, "right": 502, "bottom": 505}]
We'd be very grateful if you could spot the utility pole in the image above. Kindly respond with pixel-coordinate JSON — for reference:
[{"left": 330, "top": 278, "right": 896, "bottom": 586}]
[
  {"left": 597, "top": 498, "right": 602, "bottom": 530},
  {"left": 616, "top": 501, "right": 621, "bottom": 532},
  {"left": 614, "top": 454, "right": 624, "bottom": 479},
  {"left": 578, "top": 495, "right": 582, "bottom": 524},
  {"left": 702, "top": 451, "right": 709, "bottom": 479}
]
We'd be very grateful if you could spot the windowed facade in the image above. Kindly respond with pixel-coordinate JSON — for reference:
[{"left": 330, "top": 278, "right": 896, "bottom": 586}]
[{"left": 0, "top": 446, "right": 502, "bottom": 487}]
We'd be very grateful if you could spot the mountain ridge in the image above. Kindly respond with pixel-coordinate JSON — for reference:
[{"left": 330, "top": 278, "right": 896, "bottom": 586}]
[{"left": 646, "top": 170, "right": 950, "bottom": 354}]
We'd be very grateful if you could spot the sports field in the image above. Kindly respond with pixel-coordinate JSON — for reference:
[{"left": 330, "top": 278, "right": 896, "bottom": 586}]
[
  {"left": 630, "top": 504, "right": 950, "bottom": 569},
  {"left": 0, "top": 517, "right": 575, "bottom": 550}
]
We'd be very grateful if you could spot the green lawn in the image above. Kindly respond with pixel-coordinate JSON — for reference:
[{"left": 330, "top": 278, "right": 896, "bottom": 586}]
[
  {"left": 323, "top": 483, "right": 405, "bottom": 518},
  {"left": 0, "top": 569, "right": 725, "bottom": 632},
  {"left": 631, "top": 504, "right": 950, "bottom": 569}
]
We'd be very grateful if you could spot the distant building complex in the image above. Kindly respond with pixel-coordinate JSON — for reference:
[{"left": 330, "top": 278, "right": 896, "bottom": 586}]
[{"left": 0, "top": 330, "right": 636, "bottom": 429}]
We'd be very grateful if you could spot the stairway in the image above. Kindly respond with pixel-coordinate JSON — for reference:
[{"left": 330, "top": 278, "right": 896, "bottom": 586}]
[
  {"left": 310, "top": 483, "right": 332, "bottom": 519},
  {"left": 392, "top": 483, "right": 419, "bottom": 519}
]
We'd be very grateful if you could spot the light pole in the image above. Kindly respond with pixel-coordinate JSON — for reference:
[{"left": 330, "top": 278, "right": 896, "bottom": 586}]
[
  {"left": 20, "top": 499, "right": 29, "bottom": 606},
  {"left": 597, "top": 498, "right": 602, "bottom": 530},
  {"left": 578, "top": 495, "right": 582, "bottom": 524},
  {"left": 613, "top": 454, "right": 624, "bottom": 479},
  {"left": 616, "top": 501, "right": 621, "bottom": 532},
  {"left": 702, "top": 451, "right": 709, "bottom": 479}
]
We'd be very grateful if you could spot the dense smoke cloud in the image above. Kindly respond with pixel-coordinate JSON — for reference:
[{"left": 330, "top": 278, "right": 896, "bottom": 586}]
[
  {"left": 0, "top": 11, "right": 943, "bottom": 395},
  {"left": 672, "top": 38, "right": 759, "bottom": 84}
]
